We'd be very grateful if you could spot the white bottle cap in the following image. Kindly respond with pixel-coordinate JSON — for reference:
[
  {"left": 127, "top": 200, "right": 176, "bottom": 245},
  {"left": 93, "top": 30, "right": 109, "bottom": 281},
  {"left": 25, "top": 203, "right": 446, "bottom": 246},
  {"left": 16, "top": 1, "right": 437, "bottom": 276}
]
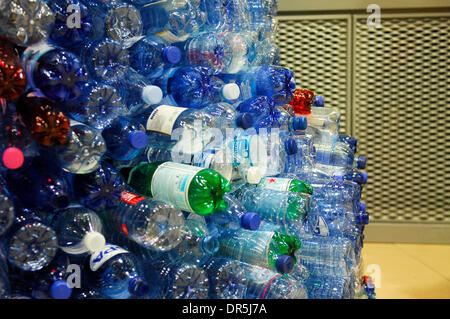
[
  {"left": 142, "top": 85, "right": 163, "bottom": 105},
  {"left": 247, "top": 167, "right": 262, "bottom": 184},
  {"left": 222, "top": 83, "right": 240, "bottom": 100},
  {"left": 83, "top": 231, "right": 106, "bottom": 253}
]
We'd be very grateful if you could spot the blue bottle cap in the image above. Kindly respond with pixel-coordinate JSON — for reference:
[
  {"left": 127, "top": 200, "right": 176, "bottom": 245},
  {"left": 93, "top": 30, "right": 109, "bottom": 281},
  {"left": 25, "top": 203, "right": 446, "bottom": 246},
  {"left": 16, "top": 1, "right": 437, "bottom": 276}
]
[
  {"left": 162, "top": 46, "right": 182, "bottom": 64},
  {"left": 289, "top": 81, "right": 296, "bottom": 91},
  {"left": 347, "top": 136, "right": 358, "bottom": 147},
  {"left": 241, "top": 212, "right": 261, "bottom": 230},
  {"left": 360, "top": 172, "right": 368, "bottom": 184},
  {"left": 357, "top": 156, "right": 367, "bottom": 169},
  {"left": 292, "top": 116, "right": 308, "bottom": 131},
  {"left": 362, "top": 212, "right": 370, "bottom": 225},
  {"left": 50, "top": 280, "right": 72, "bottom": 299},
  {"left": 284, "top": 138, "right": 298, "bottom": 155},
  {"left": 359, "top": 202, "right": 367, "bottom": 213},
  {"left": 313, "top": 95, "right": 324, "bottom": 107},
  {"left": 236, "top": 112, "right": 254, "bottom": 129},
  {"left": 276, "top": 255, "right": 294, "bottom": 274},
  {"left": 127, "top": 131, "right": 148, "bottom": 149},
  {"left": 129, "top": 277, "right": 150, "bottom": 297}
]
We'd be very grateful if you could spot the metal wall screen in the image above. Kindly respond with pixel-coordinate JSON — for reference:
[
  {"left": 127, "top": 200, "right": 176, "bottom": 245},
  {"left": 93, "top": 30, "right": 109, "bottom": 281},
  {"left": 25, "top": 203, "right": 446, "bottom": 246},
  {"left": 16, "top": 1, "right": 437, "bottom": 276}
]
[
  {"left": 276, "top": 16, "right": 350, "bottom": 134},
  {"left": 277, "top": 13, "right": 450, "bottom": 224}
]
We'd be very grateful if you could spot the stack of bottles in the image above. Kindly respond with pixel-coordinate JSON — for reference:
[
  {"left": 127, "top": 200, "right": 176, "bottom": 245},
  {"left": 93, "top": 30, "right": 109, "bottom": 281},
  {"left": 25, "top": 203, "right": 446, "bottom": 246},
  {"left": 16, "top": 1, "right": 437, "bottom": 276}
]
[{"left": 0, "top": 0, "right": 375, "bottom": 299}]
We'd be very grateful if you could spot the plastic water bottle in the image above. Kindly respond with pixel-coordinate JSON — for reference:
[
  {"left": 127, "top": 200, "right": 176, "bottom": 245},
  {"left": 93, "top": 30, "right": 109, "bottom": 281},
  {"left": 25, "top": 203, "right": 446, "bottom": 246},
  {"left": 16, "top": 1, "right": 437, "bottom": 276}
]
[
  {"left": 49, "top": 0, "right": 93, "bottom": 47},
  {"left": 101, "top": 116, "right": 148, "bottom": 161},
  {"left": 0, "top": 189, "right": 15, "bottom": 236},
  {"left": 152, "top": 66, "right": 240, "bottom": 108},
  {"left": 79, "top": 39, "right": 130, "bottom": 83},
  {"left": 258, "top": 177, "right": 313, "bottom": 195},
  {"left": 217, "top": 228, "right": 300, "bottom": 274},
  {"left": 53, "top": 121, "right": 107, "bottom": 175},
  {"left": 64, "top": 82, "right": 127, "bottom": 130},
  {"left": 0, "top": 37, "right": 27, "bottom": 100},
  {"left": 237, "top": 96, "right": 275, "bottom": 120},
  {"left": 0, "top": 104, "right": 39, "bottom": 171},
  {"left": 129, "top": 35, "right": 182, "bottom": 79},
  {"left": 305, "top": 275, "right": 352, "bottom": 299},
  {"left": 143, "top": 260, "right": 210, "bottom": 299},
  {"left": 205, "top": 193, "right": 261, "bottom": 231},
  {"left": 343, "top": 169, "right": 368, "bottom": 186},
  {"left": 49, "top": 205, "right": 106, "bottom": 255},
  {"left": 201, "top": 258, "right": 248, "bottom": 299},
  {"left": 305, "top": 106, "right": 340, "bottom": 146},
  {"left": 112, "top": 69, "right": 163, "bottom": 115},
  {"left": 3, "top": 209, "right": 58, "bottom": 272},
  {"left": 0, "top": 0, "right": 55, "bottom": 46},
  {"left": 243, "top": 263, "right": 308, "bottom": 299},
  {"left": 5, "top": 157, "right": 71, "bottom": 211},
  {"left": 314, "top": 142, "right": 357, "bottom": 176},
  {"left": 87, "top": 244, "right": 150, "bottom": 299},
  {"left": 339, "top": 134, "right": 358, "bottom": 154},
  {"left": 124, "top": 161, "right": 231, "bottom": 216},
  {"left": 108, "top": 190, "right": 186, "bottom": 252},
  {"left": 72, "top": 161, "right": 126, "bottom": 212},
  {"left": 104, "top": 3, "right": 143, "bottom": 45},
  {"left": 219, "top": 66, "right": 296, "bottom": 106},
  {"left": 21, "top": 43, "right": 89, "bottom": 103},
  {"left": 16, "top": 93, "right": 71, "bottom": 147},
  {"left": 202, "top": 0, "right": 250, "bottom": 32}
]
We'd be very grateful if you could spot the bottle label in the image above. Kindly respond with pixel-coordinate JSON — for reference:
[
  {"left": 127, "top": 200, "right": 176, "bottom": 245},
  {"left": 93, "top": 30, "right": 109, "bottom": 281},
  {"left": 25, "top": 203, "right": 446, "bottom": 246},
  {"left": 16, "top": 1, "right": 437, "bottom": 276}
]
[
  {"left": 228, "top": 135, "right": 252, "bottom": 166},
  {"left": 258, "top": 177, "right": 292, "bottom": 192},
  {"left": 121, "top": 191, "right": 147, "bottom": 205},
  {"left": 313, "top": 216, "right": 330, "bottom": 237},
  {"left": 21, "top": 43, "right": 55, "bottom": 91},
  {"left": 146, "top": 105, "right": 188, "bottom": 135},
  {"left": 90, "top": 244, "right": 129, "bottom": 272},
  {"left": 151, "top": 162, "right": 204, "bottom": 213}
]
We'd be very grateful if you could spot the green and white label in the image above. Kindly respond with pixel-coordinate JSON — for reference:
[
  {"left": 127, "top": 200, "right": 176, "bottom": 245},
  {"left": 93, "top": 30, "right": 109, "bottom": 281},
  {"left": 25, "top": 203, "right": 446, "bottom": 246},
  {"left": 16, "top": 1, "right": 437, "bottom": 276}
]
[
  {"left": 259, "top": 177, "right": 292, "bottom": 192},
  {"left": 146, "top": 105, "right": 188, "bottom": 135},
  {"left": 151, "top": 162, "right": 204, "bottom": 213}
]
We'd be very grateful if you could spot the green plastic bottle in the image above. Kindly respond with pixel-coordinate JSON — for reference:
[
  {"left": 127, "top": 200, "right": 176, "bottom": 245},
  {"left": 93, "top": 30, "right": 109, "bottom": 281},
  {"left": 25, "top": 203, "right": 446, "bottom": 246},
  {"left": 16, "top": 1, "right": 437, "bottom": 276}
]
[
  {"left": 257, "top": 177, "right": 313, "bottom": 195},
  {"left": 124, "top": 161, "right": 231, "bottom": 216}
]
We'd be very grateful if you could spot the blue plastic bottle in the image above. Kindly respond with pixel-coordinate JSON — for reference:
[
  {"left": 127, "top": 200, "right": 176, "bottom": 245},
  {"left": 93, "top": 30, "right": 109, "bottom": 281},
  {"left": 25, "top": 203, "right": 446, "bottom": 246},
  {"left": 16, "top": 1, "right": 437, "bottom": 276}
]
[
  {"left": 50, "top": 205, "right": 106, "bottom": 256},
  {"left": 21, "top": 43, "right": 89, "bottom": 103},
  {"left": 129, "top": 35, "right": 182, "bottom": 79},
  {"left": 338, "top": 134, "right": 358, "bottom": 154},
  {"left": 108, "top": 190, "right": 186, "bottom": 252},
  {"left": 201, "top": 258, "right": 248, "bottom": 299},
  {"left": 3, "top": 209, "right": 58, "bottom": 272},
  {"left": 72, "top": 161, "right": 126, "bottom": 212},
  {"left": 305, "top": 275, "right": 353, "bottom": 299},
  {"left": 152, "top": 66, "right": 240, "bottom": 108},
  {"left": 87, "top": 244, "right": 150, "bottom": 299},
  {"left": 102, "top": 116, "right": 148, "bottom": 161},
  {"left": 219, "top": 66, "right": 296, "bottom": 106}
]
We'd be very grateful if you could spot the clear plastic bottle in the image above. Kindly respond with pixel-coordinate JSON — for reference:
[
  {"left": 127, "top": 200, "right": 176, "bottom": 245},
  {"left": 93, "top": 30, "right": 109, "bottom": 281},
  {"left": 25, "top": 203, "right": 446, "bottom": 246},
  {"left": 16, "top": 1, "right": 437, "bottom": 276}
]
[
  {"left": 108, "top": 190, "right": 186, "bottom": 252},
  {"left": 305, "top": 275, "right": 352, "bottom": 299},
  {"left": 50, "top": 205, "right": 106, "bottom": 256},
  {"left": 305, "top": 106, "right": 341, "bottom": 146}
]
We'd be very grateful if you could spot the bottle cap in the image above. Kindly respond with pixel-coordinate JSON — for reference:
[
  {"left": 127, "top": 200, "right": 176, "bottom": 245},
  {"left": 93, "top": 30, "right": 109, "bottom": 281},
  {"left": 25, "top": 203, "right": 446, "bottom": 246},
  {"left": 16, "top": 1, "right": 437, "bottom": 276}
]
[
  {"left": 83, "top": 231, "right": 106, "bottom": 253},
  {"left": 313, "top": 95, "right": 324, "bottom": 107},
  {"left": 360, "top": 172, "right": 368, "bottom": 184},
  {"left": 202, "top": 235, "right": 219, "bottom": 254},
  {"left": 292, "top": 116, "right": 308, "bottom": 131},
  {"left": 241, "top": 212, "right": 261, "bottom": 230},
  {"left": 362, "top": 212, "right": 370, "bottom": 225},
  {"left": 50, "top": 280, "right": 72, "bottom": 299},
  {"left": 2, "top": 147, "right": 24, "bottom": 170},
  {"left": 236, "top": 112, "right": 253, "bottom": 129},
  {"left": 127, "top": 131, "right": 148, "bottom": 149},
  {"left": 247, "top": 167, "right": 262, "bottom": 184},
  {"left": 129, "top": 277, "right": 150, "bottom": 297},
  {"left": 284, "top": 138, "right": 298, "bottom": 155},
  {"left": 162, "top": 46, "right": 182, "bottom": 64},
  {"left": 51, "top": 191, "right": 70, "bottom": 209},
  {"left": 357, "top": 156, "right": 367, "bottom": 169},
  {"left": 276, "top": 255, "right": 294, "bottom": 274},
  {"left": 289, "top": 81, "right": 296, "bottom": 91},
  {"left": 359, "top": 202, "right": 367, "bottom": 213},
  {"left": 347, "top": 136, "right": 357, "bottom": 147},
  {"left": 142, "top": 85, "right": 163, "bottom": 105},
  {"left": 222, "top": 83, "right": 240, "bottom": 100}
]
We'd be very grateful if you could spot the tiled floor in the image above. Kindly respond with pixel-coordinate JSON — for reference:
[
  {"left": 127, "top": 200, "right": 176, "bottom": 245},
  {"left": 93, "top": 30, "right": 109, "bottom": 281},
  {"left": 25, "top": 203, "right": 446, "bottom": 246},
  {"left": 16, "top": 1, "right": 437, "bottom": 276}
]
[{"left": 361, "top": 243, "right": 450, "bottom": 299}]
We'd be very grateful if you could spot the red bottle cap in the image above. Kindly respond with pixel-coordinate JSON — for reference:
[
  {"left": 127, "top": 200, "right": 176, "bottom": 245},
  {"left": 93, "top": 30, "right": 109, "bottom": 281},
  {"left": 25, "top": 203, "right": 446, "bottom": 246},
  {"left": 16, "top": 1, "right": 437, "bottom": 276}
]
[{"left": 2, "top": 147, "right": 24, "bottom": 169}]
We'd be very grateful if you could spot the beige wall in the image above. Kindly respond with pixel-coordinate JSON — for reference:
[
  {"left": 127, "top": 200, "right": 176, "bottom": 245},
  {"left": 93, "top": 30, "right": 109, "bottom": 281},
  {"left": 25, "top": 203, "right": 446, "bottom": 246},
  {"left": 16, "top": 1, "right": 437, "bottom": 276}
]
[{"left": 278, "top": 0, "right": 450, "bottom": 12}]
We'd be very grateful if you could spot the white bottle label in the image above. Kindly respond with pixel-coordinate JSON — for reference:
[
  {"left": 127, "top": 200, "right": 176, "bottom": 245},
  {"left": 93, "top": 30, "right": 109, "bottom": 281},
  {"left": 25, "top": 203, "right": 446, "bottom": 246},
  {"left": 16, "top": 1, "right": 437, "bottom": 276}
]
[
  {"left": 151, "top": 162, "right": 204, "bottom": 213},
  {"left": 90, "top": 244, "right": 129, "bottom": 272},
  {"left": 146, "top": 105, "right": 188, "bottom": 135},
  {"left": 21, "top": 42, "right": 55, "bottom": 90},
  {"left": 313, "top": 216, "right": 330, "bottom": 237},
  {"left": 258, "top": 177, "right": 292, "bottom": 192}
]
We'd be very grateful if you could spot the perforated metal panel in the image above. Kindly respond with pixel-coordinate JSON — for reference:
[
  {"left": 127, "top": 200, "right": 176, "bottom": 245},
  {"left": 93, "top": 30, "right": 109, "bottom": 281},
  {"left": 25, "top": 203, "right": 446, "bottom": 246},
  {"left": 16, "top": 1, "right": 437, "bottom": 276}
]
[
  {"left": 353, "top": 13, "right": 450, "bottom": 224},
  {"left": 276, "top": 16, "right": 351, "bottom": 134}
]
